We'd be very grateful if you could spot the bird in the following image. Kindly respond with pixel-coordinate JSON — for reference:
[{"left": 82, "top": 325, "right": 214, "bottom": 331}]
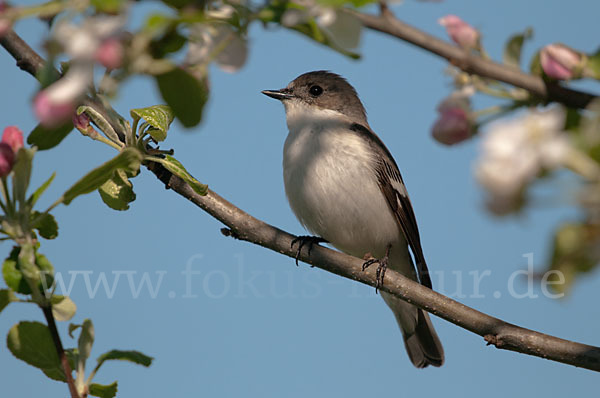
[{"left": 262, "top": 70, "right": 444, "bottom": 368}]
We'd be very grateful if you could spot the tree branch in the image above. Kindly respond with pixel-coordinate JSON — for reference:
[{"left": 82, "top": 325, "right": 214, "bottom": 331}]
[
  {"left": 148, "top": 162, "right": 600, "bottom": 372},
  {"left": 0, "top": 28, "right": 46, "bottom": 76},
  {"left": 3, "top": 27, "right": 600, "bottom": 372},
  {"left": 354, "top": 9, "right": 597, "bottom": 109}
]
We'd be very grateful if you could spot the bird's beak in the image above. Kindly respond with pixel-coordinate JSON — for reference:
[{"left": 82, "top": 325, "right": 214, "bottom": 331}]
[{"left": 261, "top": 89, "right": 293, "bottom": 101}]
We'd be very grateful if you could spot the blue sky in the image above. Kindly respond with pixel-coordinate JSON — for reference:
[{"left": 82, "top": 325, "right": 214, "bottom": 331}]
[{"left": 1, "top": 0, "right": 599, "bottom": 396}]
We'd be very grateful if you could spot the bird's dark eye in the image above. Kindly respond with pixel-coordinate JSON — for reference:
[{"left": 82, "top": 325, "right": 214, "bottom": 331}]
[{"left": 309, "top": 85, "right": 323, "bottom": 96}]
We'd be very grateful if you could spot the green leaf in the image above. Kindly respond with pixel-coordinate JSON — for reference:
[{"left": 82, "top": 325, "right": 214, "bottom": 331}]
[
  {"left": 3, "top": 247, "right": 28, "bottom": 294},
  {"left": 31, "top": 211, "right": 59, "bottom": 239},
  {"left": 89, "top": 381, "right": 118, "bottom": 398},
  {"left": 161, "top": 0, "right": 196, "bottom": 9},
  {"left": 503, "top": 27, "right": 533, "bottom": 68},
  {"left": 16, "top": 244, "right": 37, "bottom": 288},
  {"left": 529, "top": 51, "right": 542, "bottom": 76},
  {"left": 144, "top": 13, "right": 171, "bottom": 32},
  {"left": 27, "top": 122, "right": 73, "bottom": 151},
  {"left": 150, "top": 28, "right": 187, "bottom": 59},
  {"left": 34, "top": 252, "right": 55, "bottom": 292},
  {"left": 155, "top": 68, "right": 208, "bottom": 128},
  {"left": 0, "top": 288, "right": 17, "bottom": 313},
  {"left": 91, "top": 0, "right": 124, "bottom": 13},
  {"left": 98, "top": 170, "right": 136, "bottom": 211},
  {"left": 3, "top": 247, "right": 55, "bottom": 295},
  {"left": 6, "top": 321, "right": 66, "bottom": 381},
  {"left": 581, "top": 100, "right": 600, "bottom": 160},
  {"left": 158, "top": 155, "right": 207, "bottom": 195},
  {"left": 12, "top": 147, "right": 36, "bottom": 206},
  {"left": 64, "top": 348, "right": 78, "bottom": 371},
  {"left": 17, "top": 244, "right": 49, "bottom": 302},
  {"left": 96, "top": 349, "right": 153, "bottom": 367},
  {"left": 78, "top": 319, "right": 95, "bottom": 372},
  {"left": 28, "top": 172, "right": 56, "bottom": 207},
  {"left": 548, "top": 222, "right": 599, "bottom": 294},
  {"left": 68, "top": 323, "right": 81, "bottom": 339},
  {"left": 51, "top": 295, "right": 77, "bottom": 321},
  {"left": 130, "top": 105, "right": 174, "bottom": 142},
  {"left": 587, "top": 49, "right": 600, "bottom": 79},
  {"left": 146, "top": 127, "right": 166, "bottom": 142},
  {"left": 62, "top": 148, "right": 143, "bottom": 205},
  {"left": 564, "top": 108, "right": 582, "bottom": 132},
  {"left": 42, "top": 366, "right": 68, "bottom": 381},
  {"left": 36, "top": 61, "right": 60, "bottom": 89}
]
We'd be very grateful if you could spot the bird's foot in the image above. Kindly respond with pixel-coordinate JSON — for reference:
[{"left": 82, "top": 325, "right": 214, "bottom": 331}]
[
  {"left": 362, "top": 245, "right": 391, "bottom": 293},
  {"left": 291, "top": 236, "right": 328, "bottom": 266}
]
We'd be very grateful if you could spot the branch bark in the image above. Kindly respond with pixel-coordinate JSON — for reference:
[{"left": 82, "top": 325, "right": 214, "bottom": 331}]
[
  {"left": 3, "top": 26, "right": 600, "bottom": 372},
  {"left": 148, "top": 162, "right": 600, "bottom": 372},
  {"left": 42, "top": 306, "right": 80, "bottom": 398},
  {"left": 355, "top": 8, "right": 597, "bottom": 109}
]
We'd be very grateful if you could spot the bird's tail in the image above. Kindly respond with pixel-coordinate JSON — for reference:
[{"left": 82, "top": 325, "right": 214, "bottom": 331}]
[{"left": 381, "top": 292, "right": 444, "bottom": 368}]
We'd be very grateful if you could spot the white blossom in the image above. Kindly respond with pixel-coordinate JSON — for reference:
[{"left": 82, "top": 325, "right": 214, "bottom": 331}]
[
  {"left": 186, "top": 23, "right": 247, "bottom": 73},
  {"left": 53, "top": 15, "right": 126, "bottom": 61},
  {"left": 475, "top": 107, "right": 570, "bottom": 207},
  {"left": 34, "top": 15, "right": 126, "bottom": 126}
]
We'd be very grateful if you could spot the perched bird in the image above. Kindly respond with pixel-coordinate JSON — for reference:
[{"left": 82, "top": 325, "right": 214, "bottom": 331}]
[{"left": 262, "top": 71, "right": 444, "bottom": 368}]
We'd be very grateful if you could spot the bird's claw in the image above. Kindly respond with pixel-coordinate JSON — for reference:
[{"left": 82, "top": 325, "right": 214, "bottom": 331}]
[
  {"left": 361, "top": 245, "right": 391, "bottom": 293},
  {"left": 291, "top": 236, "right": 328, "bottom": 266}
]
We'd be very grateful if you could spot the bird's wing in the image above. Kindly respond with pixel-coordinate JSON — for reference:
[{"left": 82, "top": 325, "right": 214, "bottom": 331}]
[{"left": 350, "top": 123, "right": 432, "bottom": 289}]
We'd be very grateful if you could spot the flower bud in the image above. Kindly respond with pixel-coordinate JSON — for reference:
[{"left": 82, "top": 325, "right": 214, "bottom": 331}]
[
  {"left": 438, "top": 15, "right": 479, "bottom": 49},
  {"left": 431, "top": 108, "right": 471, "bottom": 145},
  {"left": 540, "top": 44, "right": 584, "bottom": 80},
  {"left": 2, "top": 126, "right": 23, "bottom": 153},
  {"left": 72, "top": 112, "right": 90, "bottom": 130},
  {"left": 95, "top": 38, "right": 124, "bottom": 70},
  {"left": 33, "top": 91, "right": 75, "bottom": 128},
  {"left": 0, "top": 142, "right": 15, "bottom": 177}
]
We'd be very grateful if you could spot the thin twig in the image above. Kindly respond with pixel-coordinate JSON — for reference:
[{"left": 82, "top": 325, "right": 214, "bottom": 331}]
[
  {"left": 42, "top": 306, "right": 80, "bottom": 398},
  {"left": 354, "top": 10, "right": 597, "bottom": 109}
]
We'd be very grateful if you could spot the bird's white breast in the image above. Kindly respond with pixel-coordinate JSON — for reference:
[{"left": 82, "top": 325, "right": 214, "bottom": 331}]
[{"left": 282, "top": 102, "right": 403, "bottom": 260}]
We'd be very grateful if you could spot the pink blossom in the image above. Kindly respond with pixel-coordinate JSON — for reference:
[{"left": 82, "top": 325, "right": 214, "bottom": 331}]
[
  {"left": 34, "top": 91, "right": 75, "bottom": 128},
  {"left": 0, "top": 142, "right": 14, "bottom": 177},
  {"left": 2, "top": 126, "right": 23, "bottom": 153},
  {"left": 438, "top": 15, "right": 479, "bottom": 49},
  {"left": 32, "top": 15, "right": 126, "bottom": 125},
  {"left": 431, "top": 107, "right": 471, "bottom": 145},
  {"left": 540, "top": 44, "right": 583, "bottom": 80},
  {"left": 95, "top": 38, "right": 124, "bottom": 69}
]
